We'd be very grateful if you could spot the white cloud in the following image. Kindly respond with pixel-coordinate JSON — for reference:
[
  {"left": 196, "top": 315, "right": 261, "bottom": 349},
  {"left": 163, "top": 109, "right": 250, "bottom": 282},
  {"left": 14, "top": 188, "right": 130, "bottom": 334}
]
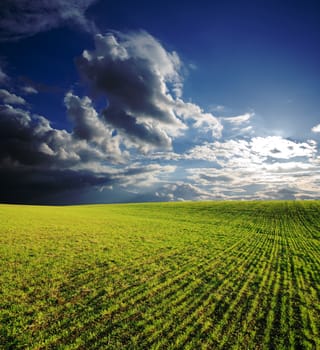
[
  {"left": 0, "top": 89, "right": 26, "bottom": 105},
  {"left": 312, "top": 124, "right": 320, "bottom": 133},
  {"left": 222, "top": 112, "right": 253, "bottom": 125},
  {"left": 179, "top": 135, "right": 320, "bottom": 200},
  {"left": 21, "top": 86, "right": 38, "bottom": 94},
  {"left": 251, "top": 136, "right": 316, "bottom": 159},
  {"left": 175, "top": 99, "right": 223, "bottom": 138},
  {"left": 185, "top": 136, "right": 316, "bottom": 165},
  {"left": 220, "top": 112, "right": 254, "bottom": 138}
]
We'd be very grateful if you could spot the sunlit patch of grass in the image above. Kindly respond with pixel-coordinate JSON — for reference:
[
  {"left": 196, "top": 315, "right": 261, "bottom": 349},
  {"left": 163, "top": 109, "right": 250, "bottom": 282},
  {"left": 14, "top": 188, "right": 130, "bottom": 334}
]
[{"left": 0, "top": 201, "right": 319, "bottom": 349}]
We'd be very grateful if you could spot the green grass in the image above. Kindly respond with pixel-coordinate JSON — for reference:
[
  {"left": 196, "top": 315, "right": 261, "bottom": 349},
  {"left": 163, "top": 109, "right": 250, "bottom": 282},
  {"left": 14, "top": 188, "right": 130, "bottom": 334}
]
[{"left": 0, "top": 200, "right": 319, "bottom": 349}]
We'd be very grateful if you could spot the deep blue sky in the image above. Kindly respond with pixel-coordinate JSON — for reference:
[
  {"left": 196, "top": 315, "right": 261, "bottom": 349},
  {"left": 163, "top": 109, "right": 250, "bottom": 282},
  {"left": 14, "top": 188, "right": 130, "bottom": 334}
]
[{"left": 1, "top": 0, "right": 320, "bottom": 203}]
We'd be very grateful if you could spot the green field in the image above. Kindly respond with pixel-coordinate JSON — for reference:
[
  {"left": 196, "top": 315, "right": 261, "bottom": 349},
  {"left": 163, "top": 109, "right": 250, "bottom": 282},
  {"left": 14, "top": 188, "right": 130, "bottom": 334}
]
[{"left": 0, "top": 201, "right": 319, "bottom": 349}]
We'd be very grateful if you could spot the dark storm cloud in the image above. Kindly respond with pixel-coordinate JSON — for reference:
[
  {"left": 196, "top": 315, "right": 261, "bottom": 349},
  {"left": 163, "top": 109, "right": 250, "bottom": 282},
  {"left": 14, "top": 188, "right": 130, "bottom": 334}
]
[
  {"left": 0, "top": 104, "right": 74, "bottom": 167},
  {"left": 0, "top": 97, "right": 176, "bottom": 203},
  {"left": 104, "top": 107, "right": 172, "bottom": 149},
  {"left": 0, "top": 167, "right": 113, "bottom": 204},
  {"left": 0, "top": 0, "right": 98, "bottom": 41},
  {"left": 0, "top": 100, "right": 122, "bottom": 203},
  {"left": 77, "top": 32, "right": 186, "bottom": 150},
  {"left": 0, "top": 97, "right": 123, "bottom": 167},
  {"left": 0, "top": 105, "right": 44, "bottom": 166}
]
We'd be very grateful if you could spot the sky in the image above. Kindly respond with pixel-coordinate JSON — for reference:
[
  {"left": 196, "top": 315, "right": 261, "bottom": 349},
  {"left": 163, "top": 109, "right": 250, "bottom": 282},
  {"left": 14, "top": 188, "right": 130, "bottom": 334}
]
[{"left": 0, "top": 0, "right": 320, "bottom": 204}]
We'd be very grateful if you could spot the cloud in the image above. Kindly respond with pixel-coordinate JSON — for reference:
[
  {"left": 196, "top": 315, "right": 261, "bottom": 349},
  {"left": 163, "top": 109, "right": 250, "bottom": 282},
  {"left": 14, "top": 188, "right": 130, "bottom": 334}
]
[
  {"left": 4, "top": 26, "right": 318, "bottom": 203},
  {"left": 175, "top": 99, "right": 223, "bottom": 138},
  {"left": 0, "top": 30, "right": 225, "bottom": 203},
  {"left": 0, "top": 167, "right": 114, "bottom": 204},
  {"left": 312, "top": 124, "right": 320, "bottom": 133},
  {"left": 64, "top": 92, "right": 123, "bottom": 161},
  {"left": 19, "top": 76, "right": 63, "bottom": 94},
  {"left": 250, "top": 136, "right": 316, "bottom": 159},
  {"left": 65, "top": 92, "right": 106, "bottom": 141},
  {"left": 222, "top": 112, "right": 252, "bottom": 125},
  {"left": 21, "top": 86, "right": 38, "bottom": 95},
  {"left": 77, "top": 31, "right": 222, "bottom": 151},
  {"left": 1, "top": 91, "right": 129, "bottom": 168},
  {"left": 185, "top": 136, "right": 316, "bottom": 165},
  {"left": 77, "top": 31, "right": 188, "bottom": 151},
  {"left": 209, "top": 104, "right": 225, "bottom": 113},
  {"left": 0, "top": 89, "right": 26, "bottom": 105},
  {"left": 0, "top": 97, "right": 126, "bottom": 203},
  {"left": 0, "top": 161, "right": 178, "bottom": 204},
  {"left": 220, "top": 112, "right": 254, "bottom": 138},
  {"left": 199, "top": 174, "right": 234, "bottom": 183},
  {"left": 117, "top": 163, "right": 176, "bottom": 189},
  {"left": 185, "top": 162, "right": 320, "bottom": 201},
  {"left": 180, "top": 135, "right": 320, "bottom": 200},
  {"left": 0, "top": 90, "right": 180, "bottom": 203},
  {"left": 0, "top": 66, "right": 8, "bottom": 84},
  {"left": 0, "top": 0, "right": 98, "bottom": 41},
  {"left": 155, "top": 182, "right": 213, "bottom": 201}
]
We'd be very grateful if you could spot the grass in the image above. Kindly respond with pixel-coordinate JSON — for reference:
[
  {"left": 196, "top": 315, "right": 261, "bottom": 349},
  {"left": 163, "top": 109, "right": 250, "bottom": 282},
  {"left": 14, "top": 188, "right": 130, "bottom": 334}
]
[{"left": 0, "top": 200, "right": 319, "bottom": 349}]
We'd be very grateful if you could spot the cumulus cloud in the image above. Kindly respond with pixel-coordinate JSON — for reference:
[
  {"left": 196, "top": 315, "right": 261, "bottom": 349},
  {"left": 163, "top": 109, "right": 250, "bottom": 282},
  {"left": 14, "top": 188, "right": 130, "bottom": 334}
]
[
  {"left": 0, "top": 103, "right": 98, "bottom": 167},
  {"left": 312, "top": 124, "right": 320, "bottom": 133},
  {"left": 0, "top": 88, "right": 182, "bottom": 203},
  {"left": 64, "top": 92, "right": 123, "bottom": 161},
  {"left": 77, "top": 31, "right": 188, "bottom": 151},
  {"left": 0, "top": 0, "right": 98, "bottom": 41},
  {"left": 175, "top": 99, "right": 223, "bottom": 138},
  {"left": 77, "top": 31, "right": 222, "bottom": 151},
  {"left": 0, "top": 96, "right": 126, "bottom": 203},
  {"left": 0, "top": 89, "right": 26, "bottom": 105}
]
